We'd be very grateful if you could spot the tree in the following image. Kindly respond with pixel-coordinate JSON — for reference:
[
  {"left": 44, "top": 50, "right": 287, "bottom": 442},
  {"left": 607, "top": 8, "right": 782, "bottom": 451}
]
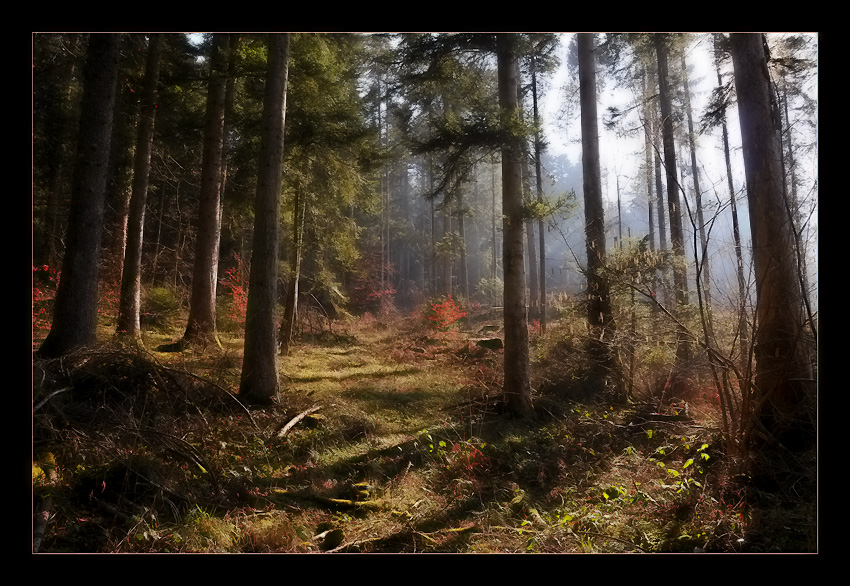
[
  {"left": 577, "top": 33, "right": 616, "bottom": 397},
  {"left": 115, "top": 34, "right": 164, "bottom": 341},
  {"left": 239, "top": 33, "right": 291, "bottom": 404},
  {"left": 277, "top": 33, "right": 378, "bottom": 347},
  {"left": 680, "top": 48, "right": 713, "bottom": 337},
  {"left": 654, "top": 33, "right": 693, "bottom": 391},
  {"left": 704, "top": 33, "right": 750, "bottom": 365},
  {"left": 164, "top": 33, "right": 231, "bottom": 350},
  {"left": 530, "top": 52, "right": 549, "bottom": 332},
  {"left": 497, "top": 33, "right": 533, "bottom": 418},
  {"left": 33, "top": 34, "right": 84, "bottom": 271},
  {"left": 729, "top": 33, "right": 815, "bottom": 450},
  {"left": 37, "top": 34, "right": 120, "bottom": 358}
]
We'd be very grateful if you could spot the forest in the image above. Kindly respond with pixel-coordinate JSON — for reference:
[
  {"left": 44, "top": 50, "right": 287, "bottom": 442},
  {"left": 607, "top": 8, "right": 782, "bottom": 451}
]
[{"left": 31, "top": 32, "right": 817, "bottom": 554}]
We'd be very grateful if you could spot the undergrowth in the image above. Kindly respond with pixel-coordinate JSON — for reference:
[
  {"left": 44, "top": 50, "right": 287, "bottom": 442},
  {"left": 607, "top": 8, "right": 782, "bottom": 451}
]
[{"left": 31, "top": 308, "right": 816, "bottom": 553}]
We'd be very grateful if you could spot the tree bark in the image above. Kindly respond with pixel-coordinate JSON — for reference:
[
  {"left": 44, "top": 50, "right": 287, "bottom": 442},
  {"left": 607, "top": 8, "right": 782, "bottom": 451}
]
[
  {"left": 654, "top": 34, "right": 689, "bottom": 310},
  {"left": 655, "top": 34, "right": 693, "bottom": 387},
  {"left": 279, "top": 190, "right": 307, "bottom": 355},
  {"left": 180, "top": 33, "right": 230, "bottom": 349},
  {"left": 681, "top": 51, "right": 713, "bottom": 338},
  {"left": 497, "top": 33, "right": 533, "bottom": 418},
  {"left": 518, "top": 82, "right": 539, "bottom": 321},
  {"left": 116, "top": 34, "right": 164, "bottom": 340},
  {"left": 578, "top": 33, "right": 616, "bottom": 397},
  {"left": 240, "top": 33, "right": 291, "bottom": 404},
  {"left": 37, "top": 34, "right": 120, "bottom": 358},
  {"left": 713, "top": 35, "right": 750, "bottom": 362},
  {"left": 730, "top": 33, "right": 814, "bottom": 450},
  {"left": 531, "top": 62, "right": 547, "bottom": 334}
]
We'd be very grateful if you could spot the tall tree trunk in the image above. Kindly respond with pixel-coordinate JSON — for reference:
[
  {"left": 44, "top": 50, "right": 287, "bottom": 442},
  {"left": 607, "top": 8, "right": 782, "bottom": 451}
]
[
  {"left": 497, "top": 33, "right": 533, "bottom": 418},
  {"left": 38, "top": 34, "right": 120, "bottom": 358},
  {"left": 104, "top": 35, "right": 142, "bottom": 284},
  {"left": 531, "top": 63, "right": 547, "bottom": 333},
  {"left": 654, "top": 131, "right": 671, "bottom": 307},
  {"left": 240, "top": 33, "right": 290, "bottom": 404},
  {"left": 712, "top": 35, "right": 750, "bottom": 363},
  {"left": 518, "top": 82, "right": 539, "bottom": 320},
  {"left": 655, "top": 35, "right": 689, "bottom": 308},
  {"left": 491, "top": 160, "right": 499, "bottom": 280},
  {"left": 457, "top": 188, "right": 469, "bottom": 302},
  {"left": 280, "top": 191, "right": 307, "bottom": 355},
  {"left": 730, "top": 33, "right": 814, "bottom": 450},
  {"left": 642, "top": 66, "right": 656, "bottom": 254},
  {"left": 778, "top": 72, "right": 813, "bottom": 323},
  {"left": 441, "top": 203, "right": 452, "bottom": 297},
  {"left": 681, "top": 52, "right": 713, "bottom": 338},
  {"left": 428, "top": 157, "right": 437, "bottom": 296},
  {"left": 655, "top": 34, "right": 692, "bottom": 385},
  {"left": 116, "top": 34, "right": 164, "bottom": 340},
  {"left": 178, "top": 33, "right": 230, "bottom": 349},
  {"left": 40, "top": 35, "right": 82, "bottom": 271},
  {"left": 578, "top": 33, "right": 616, "bottom": 397}
]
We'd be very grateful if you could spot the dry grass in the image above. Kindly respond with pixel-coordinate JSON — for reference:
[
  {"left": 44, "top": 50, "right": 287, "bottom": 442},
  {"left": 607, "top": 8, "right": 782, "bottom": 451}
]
[{"left": 31, "top": 306, "right": 816, "bottom": 553}]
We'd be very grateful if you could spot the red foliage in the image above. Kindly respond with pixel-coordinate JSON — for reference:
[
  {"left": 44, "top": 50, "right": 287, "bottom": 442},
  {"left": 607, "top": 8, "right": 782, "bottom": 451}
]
[
  {"left": 32, "top": 264, "right": 59, "bottom": 333},
  {"left": 349, "top": 248, "right": 395, "bottom": 313},
  {"left": 219, "top": 253, "right": 249, "bottom": 327},
  {"left": 424, "top": 295, "right": 468, "bottom": 333}
]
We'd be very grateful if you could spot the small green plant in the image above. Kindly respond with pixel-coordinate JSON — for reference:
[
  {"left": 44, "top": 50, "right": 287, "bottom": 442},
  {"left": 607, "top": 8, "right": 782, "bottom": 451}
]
[
  {"left": 180, "top": 505, "right": 239, "bottom": 552},
  {"left": 140, "top": 286, "right": 181, "bottom": 331}
]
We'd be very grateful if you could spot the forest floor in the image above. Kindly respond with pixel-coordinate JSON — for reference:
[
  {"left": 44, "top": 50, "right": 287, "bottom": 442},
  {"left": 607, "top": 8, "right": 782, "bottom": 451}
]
[{"left": 32, "top": 309, "right": 818, "bottom": 554}]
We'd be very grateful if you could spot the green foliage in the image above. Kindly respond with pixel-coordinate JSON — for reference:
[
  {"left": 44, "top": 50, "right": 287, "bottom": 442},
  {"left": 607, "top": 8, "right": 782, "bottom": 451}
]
[
  {"left": 434, "top": 232, "right": 465, "bottom": 259},
  {"left": 476, "top": 277, "right": 503, "bottom": 306},
  {"left": 519, "top": 191, "right": 575, "bottom": 221},
  {"left": 140, "top": 286, "right": 181, "bottom": 331}
]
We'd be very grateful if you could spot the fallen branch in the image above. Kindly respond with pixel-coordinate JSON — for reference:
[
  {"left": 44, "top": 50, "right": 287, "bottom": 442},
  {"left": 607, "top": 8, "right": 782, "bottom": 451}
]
[
  {"left": 275, "top": 406, "right": 322, "bottom": 438},
  {"left": 33, "top": 387, "right": 72, "bottom": 413}
]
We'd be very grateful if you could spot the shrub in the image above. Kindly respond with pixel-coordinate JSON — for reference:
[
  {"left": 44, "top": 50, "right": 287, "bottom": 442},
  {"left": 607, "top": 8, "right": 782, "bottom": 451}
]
[
  {"left": 476, "top": 277, "right": 503, "bottom": 307},
  {"left": 423, "top": 295, "right": 469, "bottom": 333},
  {"left": 32, "top": 264, "right": 59, "bottom": 334},
  {"left": 140, "top": 286, "right": 181, "bottom": 331},
  {"left": 218, "top": 253, "right": 249, "bottom": 331}
]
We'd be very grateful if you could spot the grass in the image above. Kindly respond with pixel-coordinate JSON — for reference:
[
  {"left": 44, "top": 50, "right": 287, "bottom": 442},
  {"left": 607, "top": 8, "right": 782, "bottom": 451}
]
[{"left": 31, "top": 303, "right": 817, "bottom": 553}]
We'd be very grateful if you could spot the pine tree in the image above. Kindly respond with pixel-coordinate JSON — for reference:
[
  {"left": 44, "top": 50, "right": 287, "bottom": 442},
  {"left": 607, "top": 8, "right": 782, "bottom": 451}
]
[
  {"left": 240, "top": 33, "right": 291, "bottom": 404},
  {"left": 578, "top": 33, "right": 617, "bottom": 397},
  {"left": 498, "top": 33, "right": 534, "bottom": 418},
  {"left": 116, "top": 34, "right": 164, "bottom": 341},
  {"left": 37, "top": 34, "right": 120, "bottom": 358},
  {"left": 730, "top": 33, "right": 815, "bottom": 451}
]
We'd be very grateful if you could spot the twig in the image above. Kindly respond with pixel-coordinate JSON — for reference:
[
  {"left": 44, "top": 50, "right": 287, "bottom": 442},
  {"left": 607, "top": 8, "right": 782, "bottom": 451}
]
[
  {"left": 33, "top": 387, "right": 72, "bottom": 413},
  {"left": 275, "top": 406, "right": 322, "bottom": 438},
  {"left": 142, "top": 348, "right": 260, "bottom": 432}
]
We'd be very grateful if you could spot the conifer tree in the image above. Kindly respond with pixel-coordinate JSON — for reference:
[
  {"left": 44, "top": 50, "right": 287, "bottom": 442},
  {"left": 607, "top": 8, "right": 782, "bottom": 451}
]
[
  {"left": 38, "top": 34, "right": 120, "bottom": 358},
  {"left": 116, "top": 34, "right": 164, "bottom": 341},
  {"left": 240, "top": 33, "right": 290, "bottom": 403},
  {"left": 577, "top": 33, "right": 616, "bottom": 397},
  {"left": 498, "top": 33, "right": 534, "bottom": 418},
  {"left": 730, "top": 33, "right": 815, "bottom": 450}
]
